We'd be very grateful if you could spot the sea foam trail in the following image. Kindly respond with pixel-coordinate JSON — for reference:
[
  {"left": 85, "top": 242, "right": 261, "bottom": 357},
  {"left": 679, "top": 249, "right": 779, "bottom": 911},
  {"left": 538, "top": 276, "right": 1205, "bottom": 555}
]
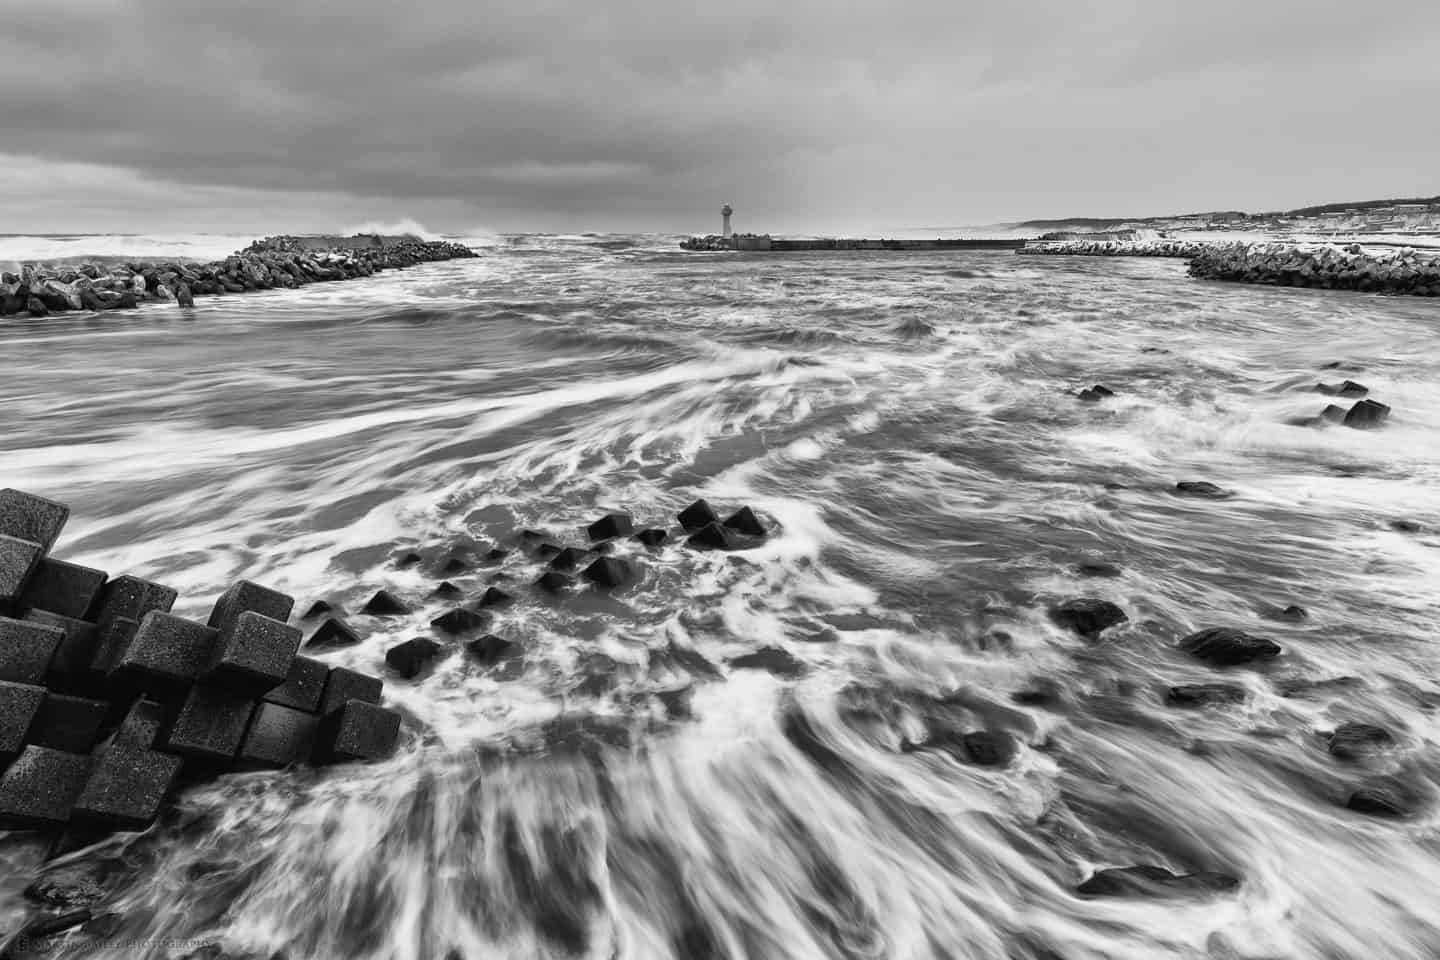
[{"left": 2, "top": 235, "right": 1439, "bottom": 959}]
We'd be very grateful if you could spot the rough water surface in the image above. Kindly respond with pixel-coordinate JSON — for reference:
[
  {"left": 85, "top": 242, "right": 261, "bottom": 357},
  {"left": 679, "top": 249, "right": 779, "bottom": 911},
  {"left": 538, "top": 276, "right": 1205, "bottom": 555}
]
[{"left": 2, "top": 234, "right": 1440, "bottom": 960}]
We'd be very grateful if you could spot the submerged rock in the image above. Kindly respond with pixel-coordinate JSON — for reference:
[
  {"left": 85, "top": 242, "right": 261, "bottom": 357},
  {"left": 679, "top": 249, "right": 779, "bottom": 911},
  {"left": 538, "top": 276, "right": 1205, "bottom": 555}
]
[
  {"left": 1174, "top": 481, "right": 1230, "bottom": 500},
  {"left": 1076, "top": 384, "right": 1116, "bottom": 403},
  {"left": 581, "top": 556, "right": 631, "bottom": 589},
  {"left": 1048, "top": 598, "right": 1128, "bottom": 638},
  {"left": 723, "top": 506, "right": 766, "bottom": 538},
  {"left": 1346, "top": 787, "right": 1411, "bottom": 818},
  {"left": 1074, "top": 561, "right": 1122, "bottom": 578},
  {"left": 384, "top": 637, "right": 444, "bottom": 679},
  {"left": 1179, "top": 628, "right": 1281, "bottom": 666},
  {"left": 678, "top": 499, "right": 720, "bottom": 532},
  {"left": 1165, "top": 683, "right": 1246, "bottom": 707},
  {"left": 1314, "top": 380, "right": 1369, "bottom": 398},
  {"left": 728, "top": 647, "right": 805, "bottom": 679},
  {"left": 1343, "top": 398, "right": 1391, "bottom": 429},
  {"left": 587, "top": 513, "right": 633, "bottom": 542},
  {"left": 430, "top": 608, "right": 488, "bottom": 634},
  {"left": 1076, "top": 865, "right": 1239, "bottom": 898},
  {"left": 1327, "top": 722, "right": 1395, "bottom": 761},
  {"left": 360, "top": 589, "right": 409, "bottom": 616},
  {"left": 465, "top": 633, "right": 520, "bottom": 668},
  {"left": 634, "top": 528, "right": 668, "bottom": 548}
]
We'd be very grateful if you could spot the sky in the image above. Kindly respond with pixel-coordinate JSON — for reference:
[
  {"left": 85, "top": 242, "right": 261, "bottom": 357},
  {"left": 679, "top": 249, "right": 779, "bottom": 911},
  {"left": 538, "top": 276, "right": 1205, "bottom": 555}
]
[{"left": 2, "top": 0, "right": 1438, "bottom": 236}]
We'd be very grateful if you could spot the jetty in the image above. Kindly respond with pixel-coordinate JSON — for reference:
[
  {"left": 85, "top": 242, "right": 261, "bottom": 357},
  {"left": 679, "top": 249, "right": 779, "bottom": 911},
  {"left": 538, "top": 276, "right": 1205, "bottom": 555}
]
[{"left": 680, "top": 234, "right": 1027, "bottom": 252}]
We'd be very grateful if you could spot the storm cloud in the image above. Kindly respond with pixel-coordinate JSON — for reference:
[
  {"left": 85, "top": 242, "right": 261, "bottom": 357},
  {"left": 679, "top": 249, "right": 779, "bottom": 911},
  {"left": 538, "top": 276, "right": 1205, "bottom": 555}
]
[{"left": 2, "top": 0, "right": 1437, "bottom": 233}]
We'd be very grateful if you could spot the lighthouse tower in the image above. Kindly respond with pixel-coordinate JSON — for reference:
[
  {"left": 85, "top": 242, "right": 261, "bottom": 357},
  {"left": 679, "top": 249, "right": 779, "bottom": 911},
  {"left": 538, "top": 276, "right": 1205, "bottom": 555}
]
[{"left": 721, "top": 204, "right": 733, "bottom": 238}]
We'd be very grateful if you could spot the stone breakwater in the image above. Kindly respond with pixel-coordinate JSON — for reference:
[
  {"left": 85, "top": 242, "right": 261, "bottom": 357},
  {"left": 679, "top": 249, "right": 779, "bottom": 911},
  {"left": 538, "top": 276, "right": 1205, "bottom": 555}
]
[
  {"left": 0, "top": 234, "right": 477, "bottom": 318},
  {"left": 1017, "top": 238, "right": 1214, "bottom": 258},
  {"left": 1189, "top": 242, "right": 1440, "bottom": 296}
]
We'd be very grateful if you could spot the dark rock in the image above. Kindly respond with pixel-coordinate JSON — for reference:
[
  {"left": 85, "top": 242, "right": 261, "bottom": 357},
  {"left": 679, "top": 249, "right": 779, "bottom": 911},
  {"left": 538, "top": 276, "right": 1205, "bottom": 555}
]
[
  {"left": 318, "top": 667, "right": 382, "bottom": 716},
  {"left": 203, "top": 611, "right": 301, "bottom": 695},
  {"left": 1320, "top": 403, "right": 1348, "bottom": 424},
  {"left": 300, "top": 599, "right": 333, "bottom": 619},
  {"left": 581, "top": 556, "right": 631, "bottom": 589},
  {"left": 208, "top": 580, "right": 294, "bottom": 635},
  {"left": 236, "top": 703, "right": 319, "bottom": 770},
  {"left": 72, "top": 745, "right": 181, "bottom": 830},
  {"left": 314, "top": 701, "right": 401, "bottom": 764},
  {"left": 1165, "top": 683, "right": 1246, "bottom": 707},
  {"left": 24, "top": 860, "right": 114, "bottom": 907},
  {"left": 162, "top": 685, "right": 255, "bottom": 762},
  {"left": 1179, "top": 628, "right": 1281, "bottom": 666},
  {"left": 1, "top": 680, "right": 47, "bottom": 760},
  {"left": 548, "top": 547, "right": 588, "bottom": 572},
  {"left": 1389, "top": 519, "right": 1423, "bottom": 533},
  {"left": 175, "top": 282, "right": 195, "bottom": 307},
  {"left": 304, "top": 617, "right": 361, "bottom": 650},
  {"left": 478, "top": 586, "right": 513, "bottom": 608},
  {"left": 1315, "top": 380, "right": 1369, "bottom": 398},
  {"left": 0, "top": 616, "right": 64, "bottom": 684},
  {"left": 1277, "top": 604, "right": 1308, "bottom": 621},
  {"left": 1346, "top": 787, "right": 1410, "bottom": 817},
  {"left": 1048, "top": 598, "right": 1128, "bottom": 638},
  {"left": 0, "top": 535, "right": 44, "bottom": 610},
  {"left": 634, "top": 528, "right": 668, "bottom": 548},
  {"left": 1343, "top": 399, "right": 1390, "bottom": 429},
  {"left": 678, "top": 499, "right": 720, "bottom": 532},
  {"left": 723, "top": 506, "right": 766, "bottom": 537},
  {"left": 728, "top": 647, "right": 805, "bottom": 678},
  {"left": 1077, "top": 865, "right": 1239, "bottom": 898},
  {"left": 587, "top": 514, "right": 634, "bottom": 542},
  {"left": 685, "top": 522, "right": 738, "bottom": 551},
  {"left": 1074, "top": 562, "right": 1122, "bottom": 578},
  {"left": 8, "top": 909, "right": 93, "bottom": 944},
  {"left": 385, "top": 637, "right": 445, "bottom": 679},
  {"left": 465, "top": 633, "right": 520, "bottom": 667},
  {"left": 17, "top": 557, "right": 107, "bottom": 619},
  {"left": 360, "top": 589, "right": 409, "bottom": 616},
  {"left": 1077, "top": 384, "right": 1116, "bottom": 402},
  {"left": 25, "top": 694, "right": 108, "bottom": 753},
  {"left": 1328, "top": 722, "right": 1395, "bottom": 761},
  {"left": 0, "top": 745, "right": 92, "bottom": 829},
  {"left": 960, "top": 730, "right": 1018, "bottom": 766},
  {"left": 262, "top": 655, "right": 328, "bottom": 713},
  {"left": 25, "top": 295, "right": 49, "bottom": 317},
  {"left": 1174, "top": 481, "right": 1230, "bottom": 500},
  {"left": 110, "top": 612, "right": 217, "bottom": 694},
  {"left": 430, "top": 607, "right": 488, "bottom": 634},
  {"left": 535, "top": 571, "right": 575, "bottom": 593}
]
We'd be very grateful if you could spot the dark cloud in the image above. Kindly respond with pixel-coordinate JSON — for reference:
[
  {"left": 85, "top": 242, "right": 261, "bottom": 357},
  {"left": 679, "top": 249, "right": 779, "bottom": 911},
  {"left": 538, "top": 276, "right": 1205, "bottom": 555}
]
[{"left": 2, "top": 0, "right": 1437, "bottom": 232}]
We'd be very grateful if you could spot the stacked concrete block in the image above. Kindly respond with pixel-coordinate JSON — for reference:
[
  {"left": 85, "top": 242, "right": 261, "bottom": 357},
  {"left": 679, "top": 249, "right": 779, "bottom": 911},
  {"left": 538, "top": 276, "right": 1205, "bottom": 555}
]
[{"left": 0, "top": 488, "right": 402, "bottom": 841}]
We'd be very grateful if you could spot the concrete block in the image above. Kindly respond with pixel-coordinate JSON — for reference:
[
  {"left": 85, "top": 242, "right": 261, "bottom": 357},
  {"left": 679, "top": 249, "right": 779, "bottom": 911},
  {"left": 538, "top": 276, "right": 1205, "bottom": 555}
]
[
  {"left": 582, "top": 556, "right": 631, "bottom": 589},
  {"left": 0, "top": 534, "right": 44, "bottom": 610},
  {"left": 587, "top": 513, "right": 633, "bottom": 542},
  {"left": 26, "top": 694, "right": 108, "bottom": 754},
  {"left": 26, "top": 610, "right": 103, "bottom": 689},
  {"left": 315, "top": 701, "right": 401, "bottom": 764},
  {"left": 262, "top": 655, "right": 328, "bottom": 713},
  {"left": 548, "top": 547, "right": 588, "bottom": 572},
  {"left": 208, "top": 579, "right": 294, "bottom": 635},
  {"left": 89, "top": 575, "right": 177, "bottom": 632},
  {"left": 72, "top": 746, "right": 182, "bottom": 830},
  {"left": 478, "top": 586, "right": 513, "bottom": 608},
  {"left": 89, "top": 616, "right": 138, "bottom": 675},
  {"left": 0, "top": 489, "right": 70, "bottom": 553},
  {"left": 0, "top": 745, "right": 93, "bottom": 829},
  {"left": 1, "top": 681, "right": 47, "bottom": 760},
  {"left": 634, "top": 528, "right": 668, "bottom": 548},
  {"left": 18, "top": 557, "right": 107, "bottom": 619},
  {"left": 686, "top": 522, "right": 738, "bottom": 551},
  {"left": 318, "top": 667, "right": 382, "bottom": 716},
  {"left": 360, "top": 589, "right": 409, "bottom": 616},
  {"left": 535, "top": 571, "right": 575, "bottom": 593},
  {"left": 236, "top": 703, "right": 319, "bottom": 769},
  {"left": 430, "top": 607, "right": 488, "bottom": 634},
  {"left": 304, "top": 616, "right": 361, "bottom": 650},
  {"left": 161, "top": 684, "right": 255, "bottom": 762},
  {"left": 385, "top": 637, "right": 444, "bottom": 679},
  {"left": 202, "top": 611, "right": 300, "bottom": 695},
  {"left": 678, "top": 499, "right": 719, "bottom": 532},
  {"left": 723, "top": 506, "right": 766, "bottom": 537},
  {"left": 300, "top": 599, "right": 334, "bottom": 619},
  {"left": 0, "top": 616, "right": 64, "bottom": 684},
  {"left": 464, "top": 633, "right": 520, "bottom": 667},
  {"left": 110, "top": 698, "right": 167, "bottom": 750},
  {"left": 110, "top": 612, "right": 216, "bottom": 695}
]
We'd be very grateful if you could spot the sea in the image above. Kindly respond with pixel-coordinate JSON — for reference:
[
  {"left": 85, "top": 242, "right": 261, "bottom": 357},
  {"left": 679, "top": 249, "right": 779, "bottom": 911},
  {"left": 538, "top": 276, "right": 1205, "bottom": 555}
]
[{"left": 2, "top": 231, "right": 1440, "bottom": 960}]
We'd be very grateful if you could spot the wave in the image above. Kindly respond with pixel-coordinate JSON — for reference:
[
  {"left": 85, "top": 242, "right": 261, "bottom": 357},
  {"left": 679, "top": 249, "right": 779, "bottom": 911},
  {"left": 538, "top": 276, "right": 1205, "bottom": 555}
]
[{"left": 0, "top": 232, "right": 259, "bottom": 267}]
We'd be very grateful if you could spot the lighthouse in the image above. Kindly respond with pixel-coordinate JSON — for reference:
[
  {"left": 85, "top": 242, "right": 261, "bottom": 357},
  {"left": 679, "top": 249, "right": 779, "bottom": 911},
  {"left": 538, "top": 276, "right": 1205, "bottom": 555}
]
[{"left": 721, "top": 204, "right": 733, "bottom": 238}]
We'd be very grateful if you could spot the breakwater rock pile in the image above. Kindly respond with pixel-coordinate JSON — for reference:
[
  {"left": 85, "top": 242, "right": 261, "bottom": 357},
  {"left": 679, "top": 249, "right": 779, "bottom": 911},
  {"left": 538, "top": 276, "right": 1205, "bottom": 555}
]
[
  {"left": 1189, "top": 242, "right": 1440, "bottom": 296},
  {"left": 0, "top": 234, "right": 477, "bottom": 318},
  {"left": 679, "top": 233, "right": 772, "bottom": 251},
  {"left": 1017, "top": 239, "right": 1214, "bottom": 258},
  {"left": 0, "top": 488, "right": 401, "bottom": 851}
]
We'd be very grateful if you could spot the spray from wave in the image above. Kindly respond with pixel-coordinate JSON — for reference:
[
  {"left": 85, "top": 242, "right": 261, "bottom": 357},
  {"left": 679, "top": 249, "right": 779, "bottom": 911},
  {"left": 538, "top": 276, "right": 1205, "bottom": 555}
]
[{"left": 339, "top": 218, "right": 441, "bottom": 241}]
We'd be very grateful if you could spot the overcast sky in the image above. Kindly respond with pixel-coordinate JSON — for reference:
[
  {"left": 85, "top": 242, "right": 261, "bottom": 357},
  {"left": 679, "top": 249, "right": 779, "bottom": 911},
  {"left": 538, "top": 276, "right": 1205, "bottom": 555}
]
[{"left": 2, "top": 0, "right": 1437, "bottom": 236}]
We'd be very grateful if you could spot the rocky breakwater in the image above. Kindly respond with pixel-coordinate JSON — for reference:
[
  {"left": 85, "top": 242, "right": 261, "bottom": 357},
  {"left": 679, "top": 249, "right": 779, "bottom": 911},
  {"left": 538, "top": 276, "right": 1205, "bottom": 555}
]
[
  {"left": 0, "top": 234, "right": 477, "bottom": 318},
  {"left": 1017, "top": 238, "right": 1214, "bottom": 258},
  {"left": 1189, "top": 242, "right": 1440, "bottom": 297},
  {"left": 0, "top": 488, "right": 401, "bottom": 946}
]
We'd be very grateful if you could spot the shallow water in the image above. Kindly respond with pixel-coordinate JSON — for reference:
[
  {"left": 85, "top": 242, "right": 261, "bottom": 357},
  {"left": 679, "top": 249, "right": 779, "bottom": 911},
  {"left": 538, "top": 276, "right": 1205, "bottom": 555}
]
[{"left": 3, "top": 235, "right": 1440, "bottom": 959}]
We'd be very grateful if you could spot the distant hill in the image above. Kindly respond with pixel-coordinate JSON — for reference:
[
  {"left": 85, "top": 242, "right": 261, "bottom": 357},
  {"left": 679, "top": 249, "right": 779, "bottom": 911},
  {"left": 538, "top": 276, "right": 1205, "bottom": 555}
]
[{"left": 1007, "top": 196, "right": 1440, "bottom": 230}]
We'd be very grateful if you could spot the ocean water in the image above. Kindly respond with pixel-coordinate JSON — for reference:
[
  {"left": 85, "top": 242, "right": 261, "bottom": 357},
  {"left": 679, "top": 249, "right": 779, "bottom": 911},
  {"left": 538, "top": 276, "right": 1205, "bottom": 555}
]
[{"left": 2, "top": 233, "right": 1440, "bottom": 959}]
